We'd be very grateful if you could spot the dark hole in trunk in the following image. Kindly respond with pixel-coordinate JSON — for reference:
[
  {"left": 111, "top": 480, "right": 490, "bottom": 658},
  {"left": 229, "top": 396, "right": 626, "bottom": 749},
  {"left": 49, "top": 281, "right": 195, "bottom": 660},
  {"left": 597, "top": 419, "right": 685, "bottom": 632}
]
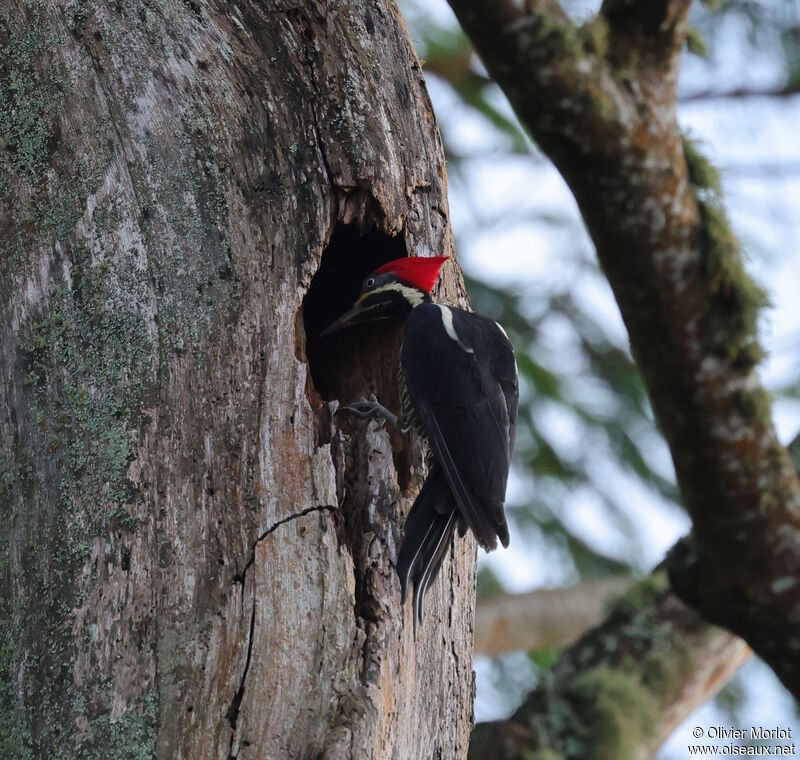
[
  {"left": 300, "top": 222, "right": 417, "bottom": 499},
  {"left": 302, "top": 222, "right": 407, "bottom": 403}
]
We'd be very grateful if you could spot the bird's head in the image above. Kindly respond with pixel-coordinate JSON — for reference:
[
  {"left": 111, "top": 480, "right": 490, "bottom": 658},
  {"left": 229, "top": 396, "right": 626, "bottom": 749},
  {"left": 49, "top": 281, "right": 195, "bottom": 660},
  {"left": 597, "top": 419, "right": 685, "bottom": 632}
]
[{"left": 321, "top": 256, "right": 448, "bottom": 336}]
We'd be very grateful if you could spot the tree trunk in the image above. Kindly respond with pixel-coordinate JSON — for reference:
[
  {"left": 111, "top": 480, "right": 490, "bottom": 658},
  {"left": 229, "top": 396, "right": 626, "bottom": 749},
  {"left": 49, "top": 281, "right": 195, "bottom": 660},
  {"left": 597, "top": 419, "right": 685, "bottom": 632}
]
[
  {"left": 447, "top": 0, "right": 800, "bottom": 700},
  {"left": 0, "top": 2, "right": 476, "bottom": 758}
]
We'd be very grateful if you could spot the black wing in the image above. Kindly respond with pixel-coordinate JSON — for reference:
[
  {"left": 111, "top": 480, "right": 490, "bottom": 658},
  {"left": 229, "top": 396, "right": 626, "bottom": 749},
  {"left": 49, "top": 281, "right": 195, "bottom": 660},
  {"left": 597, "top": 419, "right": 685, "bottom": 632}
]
[{"left": 401, "top": 303, "right": 518, "bottom": 550}]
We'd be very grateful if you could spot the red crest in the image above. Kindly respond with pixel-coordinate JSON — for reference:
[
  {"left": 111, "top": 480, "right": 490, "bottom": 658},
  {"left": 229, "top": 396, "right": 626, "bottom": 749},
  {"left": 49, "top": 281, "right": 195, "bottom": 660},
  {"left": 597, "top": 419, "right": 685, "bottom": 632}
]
[{"left": 373, "top": 256, "right": 449, "bottom": 293}]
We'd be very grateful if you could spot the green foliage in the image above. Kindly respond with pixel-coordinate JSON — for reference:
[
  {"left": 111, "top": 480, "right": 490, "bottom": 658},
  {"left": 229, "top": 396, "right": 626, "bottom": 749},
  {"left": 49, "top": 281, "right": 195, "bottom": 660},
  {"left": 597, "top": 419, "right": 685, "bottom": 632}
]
[
  {"left": 528, "top": 646, "right": 561, "bottom": 671},
  {"left": 403, "top": 5, "right": 531, "bottom": 159},
  {"left": 466, "top": 275, "right": 679, "bottom": 579},
  {"left": 686, "top": 27, "right": 710, "bottom": 57}
]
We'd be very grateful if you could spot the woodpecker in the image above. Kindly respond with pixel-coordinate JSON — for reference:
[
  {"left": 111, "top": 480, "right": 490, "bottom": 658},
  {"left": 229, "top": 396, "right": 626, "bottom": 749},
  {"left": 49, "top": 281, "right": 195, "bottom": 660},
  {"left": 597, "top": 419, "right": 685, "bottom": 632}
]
[{"left": 322, "top": 256, "right": 518, "bottom": 626}]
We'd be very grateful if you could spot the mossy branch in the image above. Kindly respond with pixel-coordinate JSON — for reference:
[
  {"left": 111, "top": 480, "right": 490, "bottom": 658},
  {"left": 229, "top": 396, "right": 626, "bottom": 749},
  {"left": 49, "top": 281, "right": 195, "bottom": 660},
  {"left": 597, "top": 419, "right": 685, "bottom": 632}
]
[
  {"left": 449, "top": 0, "right": 800, "bottom": 703},
  {"left": 600, "top": 0, "right": 692, "bottom": 68},
  {"left": 469, "top": 575, "right": 750, "bottom": 760}
]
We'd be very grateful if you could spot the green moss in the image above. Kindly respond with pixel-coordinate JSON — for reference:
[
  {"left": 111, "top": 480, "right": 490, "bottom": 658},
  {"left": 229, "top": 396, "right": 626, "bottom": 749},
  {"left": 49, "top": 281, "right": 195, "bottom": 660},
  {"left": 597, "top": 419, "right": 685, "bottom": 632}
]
[
  {"left": 564, "top": 666, "right": 658, "bottom": 760},
  {"left": 606, "top": 572, "right": 669, "bottom": 619},
  {"left": 14, "top": 529, "right": 77, "bottom": 752},
  {"left": 0, "top": 17, "right": 99, "bottom": 281},
  {"left": 1, "top": 14, "right": 238, "bottom": 754},
  {"left": 683, "top": 133, "right": 770, "bottom": 381},
  {"left": 682, "top": 135, "right": 721, "bottom": 195},
  {"left": 107, "top": 691, "right": 157, "bottom": 760},
  {"left": 589, "top": 91, "right": 612, "bottom": 117},
  {"left": 4, "top": 527, "right": 156, "bottom": 759},
  {"left": 517, "top": 575, "right": 694, "bottom": 759},
  {"left": 698, "top": 199, "right": 768, "bottom": 366},
  {"left": 43, "top": 189, "right": 88, "bottom": 240},
  {"left": 517, "top": 11, "right": 583, "bottom": 68},
  {"left": 638, "top": 645, "right": 687, "bottom": 696},
  {"left": 731, "top": 387, "right": 773, "bottom": 422},
  {"left": 577, "top": 17, "right": 609, "bottom": 58}
]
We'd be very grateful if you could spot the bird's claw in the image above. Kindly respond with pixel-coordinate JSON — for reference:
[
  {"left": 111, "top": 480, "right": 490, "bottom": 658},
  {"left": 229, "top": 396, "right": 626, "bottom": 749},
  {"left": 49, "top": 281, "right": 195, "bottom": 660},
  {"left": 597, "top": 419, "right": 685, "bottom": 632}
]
[{"left": 339, "top": 394, "right": 385, "bottom": 422}]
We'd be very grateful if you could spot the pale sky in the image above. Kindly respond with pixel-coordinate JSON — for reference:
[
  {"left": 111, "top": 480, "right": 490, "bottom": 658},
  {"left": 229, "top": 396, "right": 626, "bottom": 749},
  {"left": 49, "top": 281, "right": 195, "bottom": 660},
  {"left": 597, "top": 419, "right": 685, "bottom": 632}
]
[{"left": 403, "top": 0, "right": 800, "bottom": 753}]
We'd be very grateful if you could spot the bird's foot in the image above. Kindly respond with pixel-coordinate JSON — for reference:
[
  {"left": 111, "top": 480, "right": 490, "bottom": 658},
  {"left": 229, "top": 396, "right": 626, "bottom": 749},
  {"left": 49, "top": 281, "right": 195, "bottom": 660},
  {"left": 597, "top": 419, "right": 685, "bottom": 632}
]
[{"left": 339, "top": 394, "right": 400, "bottom": 429}]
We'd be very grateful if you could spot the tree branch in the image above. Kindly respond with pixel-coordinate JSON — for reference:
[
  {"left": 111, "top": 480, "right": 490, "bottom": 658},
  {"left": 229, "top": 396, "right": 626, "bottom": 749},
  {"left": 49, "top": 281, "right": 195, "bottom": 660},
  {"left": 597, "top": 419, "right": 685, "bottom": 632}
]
[
  {"left": 600, "top": 0, "right": 692, "bottom": 74},
  {"left": 681, "top": 83, "right": 800, "bottom": 103},
  {"left": 469, "top": 576, "right": 751, "bottom": 759},
  {"left": 442, "top": 0, "right": 633, "bottom": 160},
  {"left": 475, "top": 577, "right": 634, "bottom": 656},
  {"left": 448, "top": 0, "right": 800, "bottom": 698}
]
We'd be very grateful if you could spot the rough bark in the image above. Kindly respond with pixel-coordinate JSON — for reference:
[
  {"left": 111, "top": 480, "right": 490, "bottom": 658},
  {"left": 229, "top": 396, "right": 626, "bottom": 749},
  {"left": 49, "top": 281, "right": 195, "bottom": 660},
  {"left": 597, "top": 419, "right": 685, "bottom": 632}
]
[
  {"left": 447, "top": 0, "right": 800, "bottom": 698},
  {"left": 469, "top": 576, "right": 751, "bottom": 760},
  {"left": 0, "top": 2, "right": 475, "bottom": 758}
]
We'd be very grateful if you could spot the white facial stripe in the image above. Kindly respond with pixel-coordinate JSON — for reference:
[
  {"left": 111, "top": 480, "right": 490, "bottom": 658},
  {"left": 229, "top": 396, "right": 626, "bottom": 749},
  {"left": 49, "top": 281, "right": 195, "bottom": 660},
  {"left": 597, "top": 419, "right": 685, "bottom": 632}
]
[
  {"left": 438, "top": 305, "right": 474, "bottom": 354},
  {"left": 368, "top": 282, "right": 425, "bottom": 307}
]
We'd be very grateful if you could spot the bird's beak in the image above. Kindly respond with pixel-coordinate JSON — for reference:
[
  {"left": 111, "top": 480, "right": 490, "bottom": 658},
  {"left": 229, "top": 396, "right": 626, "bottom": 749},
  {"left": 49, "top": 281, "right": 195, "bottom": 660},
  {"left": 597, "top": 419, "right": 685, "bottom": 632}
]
[{"left": 320, "top": 299, "right": 393, "bottom": 337}]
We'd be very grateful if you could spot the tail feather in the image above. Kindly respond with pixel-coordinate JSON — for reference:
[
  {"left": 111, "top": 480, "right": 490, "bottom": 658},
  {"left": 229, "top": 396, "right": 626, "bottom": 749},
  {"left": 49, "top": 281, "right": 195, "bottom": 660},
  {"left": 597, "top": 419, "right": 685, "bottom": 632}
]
[
  {"left": 413, "top": 510, "right": 457, "bottom": 629},
  {"left": 397, "top": 467, "right": 458, "bottom": 630}
]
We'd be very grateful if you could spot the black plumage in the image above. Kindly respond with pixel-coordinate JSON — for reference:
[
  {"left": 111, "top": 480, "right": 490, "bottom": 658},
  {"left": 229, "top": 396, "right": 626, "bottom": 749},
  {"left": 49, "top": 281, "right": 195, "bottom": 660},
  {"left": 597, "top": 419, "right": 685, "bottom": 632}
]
[
  {"left": 322, "top": 256, "right": 518, "bottom": 629},
  {"left": 397, "top": 303, "right": 518, "bottom": 622},
  {"left": 396, "top": 465, "right": 459, "bottom": 626}
]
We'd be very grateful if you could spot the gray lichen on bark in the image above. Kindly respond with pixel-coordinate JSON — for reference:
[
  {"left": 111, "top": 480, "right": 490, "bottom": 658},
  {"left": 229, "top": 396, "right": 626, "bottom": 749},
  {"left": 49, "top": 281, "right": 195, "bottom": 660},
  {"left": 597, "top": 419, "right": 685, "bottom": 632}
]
[{"left": 0, "top": 1, "right": 476, "bottom": 757}]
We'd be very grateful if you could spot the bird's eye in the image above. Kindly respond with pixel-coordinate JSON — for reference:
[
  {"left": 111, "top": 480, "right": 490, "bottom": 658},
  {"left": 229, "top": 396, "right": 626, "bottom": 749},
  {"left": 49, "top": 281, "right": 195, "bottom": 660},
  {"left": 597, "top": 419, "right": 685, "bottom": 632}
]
[{"left": 365, "top": 277, "right": 375, "bottom": 289}]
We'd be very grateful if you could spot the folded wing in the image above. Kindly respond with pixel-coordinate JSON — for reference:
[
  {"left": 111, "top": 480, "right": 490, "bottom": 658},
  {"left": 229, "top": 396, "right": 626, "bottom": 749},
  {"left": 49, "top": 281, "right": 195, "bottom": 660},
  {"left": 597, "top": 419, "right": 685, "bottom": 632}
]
[{"left": 401, "top": 304, "right": 518, "bottom": 550}]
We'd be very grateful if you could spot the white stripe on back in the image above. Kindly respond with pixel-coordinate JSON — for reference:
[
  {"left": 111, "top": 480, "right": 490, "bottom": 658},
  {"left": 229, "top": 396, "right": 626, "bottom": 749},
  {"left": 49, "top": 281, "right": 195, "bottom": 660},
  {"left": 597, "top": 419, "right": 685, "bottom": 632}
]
[{"left": 438, "top": 305, "right": 474, "bottom": 354}]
